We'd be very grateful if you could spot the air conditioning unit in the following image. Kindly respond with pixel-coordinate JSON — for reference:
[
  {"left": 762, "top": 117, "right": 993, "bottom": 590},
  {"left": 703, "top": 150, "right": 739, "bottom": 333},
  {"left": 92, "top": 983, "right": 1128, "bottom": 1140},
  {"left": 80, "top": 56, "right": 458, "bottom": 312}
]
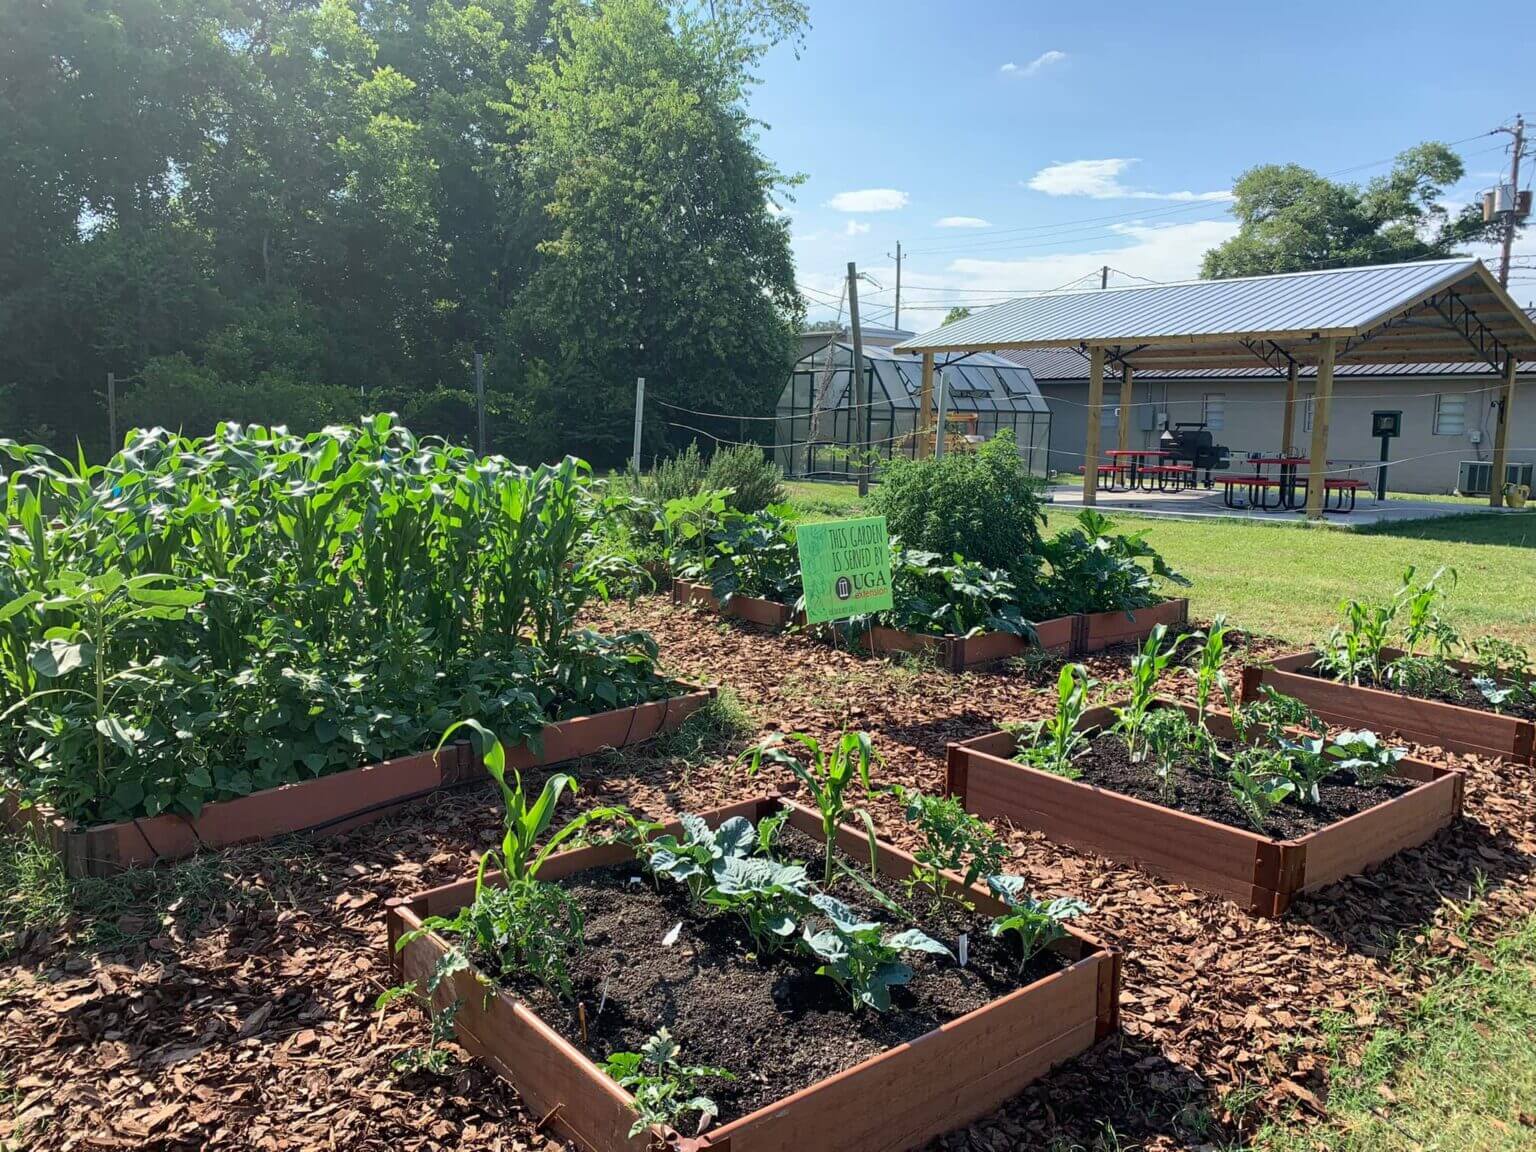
[{"left": 1457, "top": 460, "right": 1535, "bottom": 496}]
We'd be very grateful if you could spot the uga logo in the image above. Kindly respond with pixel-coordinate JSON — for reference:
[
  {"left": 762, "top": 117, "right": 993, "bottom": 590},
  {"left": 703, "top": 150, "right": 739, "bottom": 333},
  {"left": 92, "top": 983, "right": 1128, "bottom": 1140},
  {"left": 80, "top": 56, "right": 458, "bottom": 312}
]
[{"left": 835, "top": 576, "right": 852, "bottom": 600}]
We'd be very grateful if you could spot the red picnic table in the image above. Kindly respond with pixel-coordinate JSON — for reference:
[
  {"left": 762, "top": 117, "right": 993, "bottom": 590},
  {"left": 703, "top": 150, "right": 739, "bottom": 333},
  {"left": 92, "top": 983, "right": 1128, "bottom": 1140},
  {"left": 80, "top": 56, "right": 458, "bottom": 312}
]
[
  {"left": 1102, "top": 449, "right": 1193, "bottom": 492},
  {"left": 1222, "top": 457, "right": 1369, "bottom": 512}
]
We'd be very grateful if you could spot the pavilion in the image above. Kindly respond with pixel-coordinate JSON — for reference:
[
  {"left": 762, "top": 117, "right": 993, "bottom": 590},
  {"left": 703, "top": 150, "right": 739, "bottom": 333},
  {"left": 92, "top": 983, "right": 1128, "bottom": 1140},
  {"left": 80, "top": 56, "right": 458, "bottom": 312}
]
[{"left": 894, "top": 258, "right": 1536, "bottom": 518}]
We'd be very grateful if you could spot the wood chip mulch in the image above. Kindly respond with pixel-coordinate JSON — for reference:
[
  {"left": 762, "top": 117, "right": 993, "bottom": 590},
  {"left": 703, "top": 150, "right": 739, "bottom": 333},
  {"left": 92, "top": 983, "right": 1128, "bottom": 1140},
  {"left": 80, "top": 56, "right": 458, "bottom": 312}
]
[{"left": 3, "top": 597, "right": 1533, "bottom": 1151}]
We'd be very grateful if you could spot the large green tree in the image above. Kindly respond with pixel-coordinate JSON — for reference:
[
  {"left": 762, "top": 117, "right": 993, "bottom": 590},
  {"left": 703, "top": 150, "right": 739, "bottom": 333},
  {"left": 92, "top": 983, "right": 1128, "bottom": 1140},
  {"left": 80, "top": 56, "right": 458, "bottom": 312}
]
[
  {"left": 1201, "top": 143, "right": 1498, "bottom": 279},
  {"left": 0, "top": 0, "right": 804, "bottom": 463}
]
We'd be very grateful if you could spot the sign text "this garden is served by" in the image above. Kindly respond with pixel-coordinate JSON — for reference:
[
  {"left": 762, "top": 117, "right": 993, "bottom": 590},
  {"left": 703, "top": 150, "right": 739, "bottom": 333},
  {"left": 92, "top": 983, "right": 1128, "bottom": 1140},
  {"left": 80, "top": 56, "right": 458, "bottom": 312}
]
[{"left": 796, "top": 515, "right": 894, "bottom": 625}]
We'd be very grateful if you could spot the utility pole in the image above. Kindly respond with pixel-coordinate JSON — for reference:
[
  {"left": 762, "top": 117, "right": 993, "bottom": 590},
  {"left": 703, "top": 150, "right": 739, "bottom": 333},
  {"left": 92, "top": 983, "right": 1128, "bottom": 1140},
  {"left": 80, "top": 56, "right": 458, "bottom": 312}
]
[
  {"left": 887, "top": 242, "right": 903, "bottom": 330},
  {"left": 473, "top": 352, "right": 486, "bottom": 455},
  {"left": 106, "top": 371, "right": 117, "bottom": 449},
  {"left": 1492, "top": 115, "right": 1527, "bottom": 288},
  {"left": 631, "top": 378, "right": 646, "bottom": 475},
  {"left": 847, "top": 262, "right": 869, "bottom": 497},
  {"left": 1100, "top": 264, "right": 1109, "bottom": 290}
]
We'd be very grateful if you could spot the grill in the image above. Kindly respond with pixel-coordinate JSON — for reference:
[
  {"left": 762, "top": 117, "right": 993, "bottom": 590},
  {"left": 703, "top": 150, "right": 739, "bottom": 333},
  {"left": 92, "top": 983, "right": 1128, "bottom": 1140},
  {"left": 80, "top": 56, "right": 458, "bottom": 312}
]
[{"left": 1158, "top": 423, "right": 1231, "bottom": 487}]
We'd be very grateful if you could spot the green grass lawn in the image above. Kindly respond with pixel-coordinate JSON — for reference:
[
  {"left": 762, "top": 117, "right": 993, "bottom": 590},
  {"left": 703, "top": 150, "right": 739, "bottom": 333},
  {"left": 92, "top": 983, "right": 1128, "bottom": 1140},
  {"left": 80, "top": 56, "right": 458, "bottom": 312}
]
[
  {"left": 1249, "top": 915, "right": 1536, "bottom": 1152},
  {"left": 781, "top": 480, "right": 1536, "bottom": 647}
]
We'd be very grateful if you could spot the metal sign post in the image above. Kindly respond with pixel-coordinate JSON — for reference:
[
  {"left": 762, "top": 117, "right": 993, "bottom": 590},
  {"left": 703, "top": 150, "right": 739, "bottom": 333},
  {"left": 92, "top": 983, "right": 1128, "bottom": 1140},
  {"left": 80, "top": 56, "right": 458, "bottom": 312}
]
[{"left": 1371, "top": 410, "right": 1402, "bottom": 501}]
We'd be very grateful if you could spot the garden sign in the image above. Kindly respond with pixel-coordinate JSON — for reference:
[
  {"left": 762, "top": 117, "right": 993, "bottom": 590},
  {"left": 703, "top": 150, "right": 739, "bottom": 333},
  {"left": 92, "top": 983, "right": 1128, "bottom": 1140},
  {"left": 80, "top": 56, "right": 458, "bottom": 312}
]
[{"left": 796, "top": 515, "right": 894, "bottom": 624}]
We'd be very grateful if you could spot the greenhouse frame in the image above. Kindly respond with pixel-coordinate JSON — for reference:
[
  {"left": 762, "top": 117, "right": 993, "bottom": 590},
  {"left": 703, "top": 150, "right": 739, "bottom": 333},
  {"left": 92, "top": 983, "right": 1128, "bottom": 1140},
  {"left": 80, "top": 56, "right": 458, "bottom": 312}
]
[{"left": 773, "top": 339, "right": 1052, "bottom": 479}]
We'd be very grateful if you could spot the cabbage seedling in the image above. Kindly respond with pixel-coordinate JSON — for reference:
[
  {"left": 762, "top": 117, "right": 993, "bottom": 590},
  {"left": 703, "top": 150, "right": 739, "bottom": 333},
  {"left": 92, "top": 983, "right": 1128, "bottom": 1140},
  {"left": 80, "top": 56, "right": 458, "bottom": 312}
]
[
  {"left": 799, "top": 893, "right": 952, "bottom": 1011},
  {"left": 986, "top": 876, "right": 1087, "bottom": 975},
  {"left": 603, "top": 1028, "right": 733, "bottom": 1139}
]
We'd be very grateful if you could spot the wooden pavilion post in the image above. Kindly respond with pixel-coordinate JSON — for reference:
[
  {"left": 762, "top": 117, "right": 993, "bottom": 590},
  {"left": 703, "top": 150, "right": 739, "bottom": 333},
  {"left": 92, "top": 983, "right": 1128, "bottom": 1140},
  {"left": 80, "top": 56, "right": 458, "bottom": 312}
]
[
  {"left": 918, "top": 351, "right": 935, "bottom": 459},
  {"left": 1489, "top": 352, "right": 1518, "bottom": 509},
  {"left": 1083, "top": 345, "right": 1106, "bottom": 506},
  {"left": 1281, "top": 360, "right": 1299, "bottom": 457},
  {"left": 1304, "top": 338, "right": 1336, "bottom": 521},
  {"left": 1117, "top": 364, "right": 1134, "bottom": 454}
]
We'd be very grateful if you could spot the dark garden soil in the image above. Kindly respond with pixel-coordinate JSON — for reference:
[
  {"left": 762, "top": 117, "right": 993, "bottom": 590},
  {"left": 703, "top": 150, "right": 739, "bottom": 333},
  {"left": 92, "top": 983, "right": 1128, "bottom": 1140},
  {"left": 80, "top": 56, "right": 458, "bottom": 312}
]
[
  {"left": 501, "top": 827, "right": 1061, "bottom": 1124},
  {"left": 1299, "top": 662, "right": 1536, "bottom": 721},
  {"left": 3, "top": 595, "right": 1535, "bottom": 1152},
  {"left": 1061, "top": 732, "right": 1413, "bottom": 839}
]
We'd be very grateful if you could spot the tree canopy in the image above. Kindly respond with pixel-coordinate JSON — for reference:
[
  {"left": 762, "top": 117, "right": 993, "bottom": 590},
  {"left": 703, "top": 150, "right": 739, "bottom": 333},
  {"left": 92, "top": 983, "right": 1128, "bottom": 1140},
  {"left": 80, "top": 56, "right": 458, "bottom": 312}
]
[
  {"left": 1201, "top": 143, "right": 1498, "bottom": 279},
  {"left": 0, "top": 0, "right": 805, "bottom": 463}
]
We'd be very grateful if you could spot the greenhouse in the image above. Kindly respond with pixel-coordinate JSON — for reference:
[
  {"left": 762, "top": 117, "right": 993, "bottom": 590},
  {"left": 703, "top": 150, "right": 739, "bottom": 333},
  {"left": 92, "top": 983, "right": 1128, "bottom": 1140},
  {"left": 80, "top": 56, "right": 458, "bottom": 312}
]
[{"left": 773, "top": 339, "right": 1052, "bottom": 479}]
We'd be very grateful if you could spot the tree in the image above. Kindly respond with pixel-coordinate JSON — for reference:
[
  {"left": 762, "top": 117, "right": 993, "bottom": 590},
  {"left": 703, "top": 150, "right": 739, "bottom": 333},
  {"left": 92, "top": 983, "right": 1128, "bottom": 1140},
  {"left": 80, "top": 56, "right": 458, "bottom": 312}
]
[
  {"left": 496, "top": 0, "right": 803, "bottom": 464},
  {"left": 0, "top": 0, "right": 804, "bottom": 463},
  {"left": 1201, "top": 143, "right": 1498, "bottom": 279},
  {"left": 942, "top": 306, "right": 972, "bottom": 326}
]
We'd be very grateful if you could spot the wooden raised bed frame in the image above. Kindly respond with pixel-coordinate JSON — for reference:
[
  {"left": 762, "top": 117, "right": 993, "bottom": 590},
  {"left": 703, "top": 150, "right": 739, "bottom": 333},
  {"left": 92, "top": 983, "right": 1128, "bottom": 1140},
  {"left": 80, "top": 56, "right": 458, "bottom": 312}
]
[
  {"left": 671, "top": 580, "right": 801, "bottom": 631},
  {"left": 1079, "top": 598, "right": 1189, "bottom": 654},
  {"left": 946, "top": 700, "right": 1464, "bottom": 917},
  {"left": 673, "top": 581, "right": 1189, "bottom": 669},
  {"left": 1243, "top": 650, "right": 1536, "bottom": 766},
  {"left": 5, "top": 689, "right": 715, "bottom": 878},
  {"left": 387, "top": 795, "right": 1121, "bottom": 1152}
]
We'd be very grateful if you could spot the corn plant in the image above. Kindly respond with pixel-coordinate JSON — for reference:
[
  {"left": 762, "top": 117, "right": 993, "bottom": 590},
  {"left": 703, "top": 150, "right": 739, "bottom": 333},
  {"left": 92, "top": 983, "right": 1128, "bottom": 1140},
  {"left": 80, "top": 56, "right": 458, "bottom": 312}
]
[
  {"left": 1189, "top": 615, "right": 1232, "bottom": 732},
  {"left": 440, "top": 719, "right": 621, "bottom": 889},
  {"left": 798, "top": 893, "right": 952, "bottom": 1012},
  {"left": 1113, "top": 624, "right": 1184, "bottom": 760},
  {"left": 986, "top": 876, "right": 1088, "bottom": 975},
  {"left": 1398, "top": 565, "right": 1458, "bottom": 658},
  {"left": 740, "top": 731, "right": 880, "bottom": 884},
  {"left": 1012, "top": 664, "right": 1094, "bottom": 778},
  {"left": 603, "top": 1029, "right": 733, "bottom": 1139},
  {"left": 1, "top": 420, "right": 676, "bottom": 825}
]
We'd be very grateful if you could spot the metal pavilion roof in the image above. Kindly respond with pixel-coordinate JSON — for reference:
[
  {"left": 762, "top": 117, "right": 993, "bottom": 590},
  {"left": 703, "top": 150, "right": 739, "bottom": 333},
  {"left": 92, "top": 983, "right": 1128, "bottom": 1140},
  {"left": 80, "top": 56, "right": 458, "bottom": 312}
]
[{"left": 895, "top": 258, "right": 1536, "bottom": 372}]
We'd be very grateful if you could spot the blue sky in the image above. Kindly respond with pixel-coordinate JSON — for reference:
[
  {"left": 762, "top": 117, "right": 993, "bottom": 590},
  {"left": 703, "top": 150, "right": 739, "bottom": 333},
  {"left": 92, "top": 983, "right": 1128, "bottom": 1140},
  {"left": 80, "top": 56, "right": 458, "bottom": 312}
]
[{"left": 749, "top": 0, "right": 1536, "bottom": 328}]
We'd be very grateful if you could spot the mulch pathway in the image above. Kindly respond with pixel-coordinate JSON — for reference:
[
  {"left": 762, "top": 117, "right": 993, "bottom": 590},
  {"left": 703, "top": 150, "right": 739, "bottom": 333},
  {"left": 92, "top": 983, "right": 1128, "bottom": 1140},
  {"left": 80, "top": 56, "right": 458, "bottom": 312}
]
[{"left": 3, "top": 596, "right": 1534, "bottom": 1151}]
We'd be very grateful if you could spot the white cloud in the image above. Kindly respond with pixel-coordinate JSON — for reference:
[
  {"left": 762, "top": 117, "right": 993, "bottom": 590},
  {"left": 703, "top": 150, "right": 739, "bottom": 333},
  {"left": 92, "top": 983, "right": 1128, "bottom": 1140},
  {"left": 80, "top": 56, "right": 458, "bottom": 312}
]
[
  {"left": 845, "top": 219, "right": 870, "bottom": 236},
  {"left": 1001, "top": 51, "right": 1067, "bottom": 77},
  {"left": 826, "top": 188, "right": 909, "bottom": 213},
  {"left": 935, "top": 216, "right": 991, "bottom": 229},
  {"left": 1027, "top": 158, "right": 1231, "bottom": 202},
  {"left": 795, "top": 218, "right": 1242, "bottom": 330},
  {"left": 765, "top": 200, "right": 784, "bottom": 217}
]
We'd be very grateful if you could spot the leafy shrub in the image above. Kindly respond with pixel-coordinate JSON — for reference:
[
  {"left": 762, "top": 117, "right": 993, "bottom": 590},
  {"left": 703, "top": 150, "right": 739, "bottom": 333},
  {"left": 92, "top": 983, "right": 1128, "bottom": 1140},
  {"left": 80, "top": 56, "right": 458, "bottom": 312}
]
[
  {"left": 870, "top": 432, "right": 1046, "bottom": 582},
  {"left": 682, "top": 504, "right": 803, "bottom": 606},
  {"left": 1039, "top": 510, "right": 1187, "bottom": 616},
  {"left": 866, "top": 548, "right": 1033, "bottom": 639},
  {"left": 703, "top": 444, "right": 786, "bottom": 513},
  {"left": 641, "top": 443, "right": 709, "bottom": 505}
]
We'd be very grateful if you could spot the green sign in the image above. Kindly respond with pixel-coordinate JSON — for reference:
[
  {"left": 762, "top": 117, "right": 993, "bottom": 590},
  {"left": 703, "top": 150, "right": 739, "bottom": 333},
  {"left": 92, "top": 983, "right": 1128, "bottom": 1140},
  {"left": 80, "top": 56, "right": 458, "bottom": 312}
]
[{"left": 796, "top": 515, "right": 894, "bottom": 625}]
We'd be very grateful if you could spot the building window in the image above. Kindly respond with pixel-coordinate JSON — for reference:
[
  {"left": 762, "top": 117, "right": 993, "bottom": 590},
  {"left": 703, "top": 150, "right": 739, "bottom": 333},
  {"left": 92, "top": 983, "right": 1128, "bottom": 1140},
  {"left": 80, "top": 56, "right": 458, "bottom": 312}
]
[
  {"left": 1102, "top": 404, "right": 1119, "bottom": 429},
  {"left": 1302, "top": 393, "right": 1314, "bottom": 433},
  {"left": 1202, "top": 393, "right": 1226, "bottom": 431},
  {"left": 1433, "top": 393, "right": 1467, "bottom": 436}
]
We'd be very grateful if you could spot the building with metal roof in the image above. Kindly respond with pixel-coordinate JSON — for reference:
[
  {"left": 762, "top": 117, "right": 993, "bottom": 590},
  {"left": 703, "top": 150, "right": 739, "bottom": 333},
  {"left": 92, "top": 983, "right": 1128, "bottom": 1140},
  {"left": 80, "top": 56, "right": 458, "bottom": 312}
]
[
  {"left": 893, "top": 258, "right": 1536, "bottom": 516},
  {"left": 772, "top": 339, "right": 1050, "bottom": 480}
]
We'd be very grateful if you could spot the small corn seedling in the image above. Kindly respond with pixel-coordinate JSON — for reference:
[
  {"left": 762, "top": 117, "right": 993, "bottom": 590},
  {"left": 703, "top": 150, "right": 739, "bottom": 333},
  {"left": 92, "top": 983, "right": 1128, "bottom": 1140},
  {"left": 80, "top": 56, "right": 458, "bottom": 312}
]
[
  {"left": 1113, "top": 623, "right": 1185, "bottom": 761},
  {"left": 740, "top": 731, "right": 880, "bottom": 884},
  {"left": 1012, "top": 663, "right": 1094, "bottom": 778}
]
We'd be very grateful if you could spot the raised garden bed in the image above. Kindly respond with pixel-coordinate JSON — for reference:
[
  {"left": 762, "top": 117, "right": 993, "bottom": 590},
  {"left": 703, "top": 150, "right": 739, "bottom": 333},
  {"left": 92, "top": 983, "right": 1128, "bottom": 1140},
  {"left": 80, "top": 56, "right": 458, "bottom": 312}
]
[
  {"left": 671, "top": 580, "right": 800, "bottom": 631},
  {"left": 386, "top": 795, "right": 1120, "bottom": 1152},
  {"left": 946, "top": 700, "right": 1463, "bottom": 916},
  {"left": 1243, "top": 651, "right": 1536, "bottom": 766},
  {"left": 1079, "top": 598, "right": 1190, "bottom": 654},
  {"left": 853, "top": 614, "right": 1077, "bottom": 669},
  {"left": 4, "top": 689, "right": 714, "bottom": 878}
]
